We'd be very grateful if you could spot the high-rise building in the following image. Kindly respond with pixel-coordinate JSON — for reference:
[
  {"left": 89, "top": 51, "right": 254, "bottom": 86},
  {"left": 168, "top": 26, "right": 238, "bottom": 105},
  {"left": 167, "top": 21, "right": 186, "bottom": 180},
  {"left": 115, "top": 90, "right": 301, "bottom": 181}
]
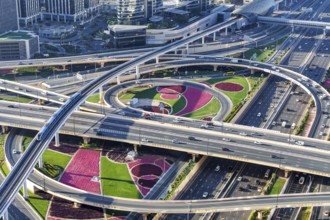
[
  {"left": 117, "top": 0, "right": 162, "bottom": 24},
  {"left": 84, "top": 0, "right": 101, "bottom": 14},
  {"left": 17, "top": 0, "right": 41, "bottom": 25},
  {"left": 0, "top": 0, "right": 19, "bottom": 35},
  {"left": 44, "top": 0, "right": 85, "bottom": 22}
]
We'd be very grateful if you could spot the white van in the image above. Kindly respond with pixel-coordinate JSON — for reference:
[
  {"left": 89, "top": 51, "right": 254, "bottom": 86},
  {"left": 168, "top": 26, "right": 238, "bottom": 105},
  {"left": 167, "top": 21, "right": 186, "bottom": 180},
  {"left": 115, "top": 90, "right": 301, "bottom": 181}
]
[{"left": 299, "top": 176, "right": 305, "bottom": 185}]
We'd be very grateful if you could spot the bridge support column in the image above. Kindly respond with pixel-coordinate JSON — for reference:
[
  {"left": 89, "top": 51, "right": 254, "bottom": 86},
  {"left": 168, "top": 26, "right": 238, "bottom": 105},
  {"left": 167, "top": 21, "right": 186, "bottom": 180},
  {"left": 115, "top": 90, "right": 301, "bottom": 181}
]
[
  {"left": 38, "top": 157, "right": 43, "bottom": 169},
  {"left": 192, "top": 154, "right": 196, "bottom": 162},
  {"left": 134, "top": 144, "right": 139, "bottom": 153},
  {"left": 225, "top": 27, "right": 228, "bottom": 36},
  {"left": 213, "top": 32, "right": 216, "bottom": 41},
  {"left": 251, "top": 69, "right": 255, "bottom": 74},
  {"left": 83, "top": 137, "right": 91, "bottom": 144},
  {"left": 186, "top": 44, "right": 189, "bottom": 54},
  {"left": 99, "top": 86, "right": 103, "bottom": 104},
  {"left": 116, "top": 76, "right": 120, "bottom": 85},
  {"left": 142, "top": 213, "right": 148, "bottom": 220},
  {"left": 1, "top": 126, "right": 8, "bottom": 134},
  {"left": 55, "top": 132, "right": 60, "bottom": 147},
  {"left": 156, "top": 56, "right": 159, "bottom": 64},
  {"left": 73, "top": 202, "right": 81, "bottom": 208},
  {"left": 2, "top": 209, "right": 8, "bottom": 220},
  {"left": 257, "top": 211, "right": 262, "bottom": 220},
  {"left": 324, "top": 29, "right": 326, "bottom": 36},
  {"left": 23, "top": 180, "right": 28, "bottom": 199},
  {"left": 202, "top": 36, "right": 205, "bottom": 44},
  {"left": 38, "top": 99, "right": 44, "bottom": 105},
  {"left": 135, "top": 65, "right": 140, "bottom": 79},
  {"left": 100, "top": 62, "right": 104, "bottom": 68},
  {"left": 284, "top": 170, "right": 290, "bottom": 178},
  {"left": 291, "top": 25, "right": 294, "bottom": 32},
  {"left": 213, "top": 65, "right": 217, "bottom": 71}
]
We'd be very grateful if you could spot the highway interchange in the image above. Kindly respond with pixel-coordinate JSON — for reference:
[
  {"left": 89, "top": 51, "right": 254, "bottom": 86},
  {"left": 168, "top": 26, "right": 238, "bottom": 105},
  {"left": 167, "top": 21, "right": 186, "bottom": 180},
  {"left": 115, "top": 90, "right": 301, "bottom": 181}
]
[{"left": 0, "top": 0, "right": 330, "bottom": 218}]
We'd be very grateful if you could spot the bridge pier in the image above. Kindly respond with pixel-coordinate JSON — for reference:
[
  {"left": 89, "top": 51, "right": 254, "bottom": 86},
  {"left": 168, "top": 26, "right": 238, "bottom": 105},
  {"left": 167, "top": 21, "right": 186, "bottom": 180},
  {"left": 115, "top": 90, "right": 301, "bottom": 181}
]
[
  {"left": 1, "top": 126, "right": 9, "bottom": 134},
  {"left": 142, "top": 213, "right": 148, "bottom": 220},
  {"left": 38, "top": 157, "right": 43, "bottom": 169},
  {"left": 213, "top": 65, "right": 217, "bottom": 71},
  {"left": 116, "top": 76, "right": 120, "bottom": 85},
  {"left": 202, "top": 36, "right": 205, "bottom": 45},
  {"left": 99, "top": 86, "right": 103, "bottom": 104},
  {"left": 23, "top": 180, "right": 28, "bottom": 199},
  {"left": 83, "top": 137, "right": 91, "bottom": 144},
  {"left": 225, "top": 27, "right": 228, "bottom": 36},
  {"left": 251, "top": 69, "right": 256, "bottom": 74},
  {"left": 135, "top": 66, "right": 140, "bottom": 79},
  {"left": 291, "top": 25, "right": 294, "bottom": 32},
  {"left": 134, "top": 144, "right": 139, "bottom": 153},
  {"left": 257, "top": 211, "right": 262, "bottom": 220},
  {"left": 156, "top": 56, "right": 159, "bottom": 64},
  {"left": 213, "top": 32, "right": 216, "bottom": 41},
  {"left": 73, "top": 202, "right": 81, "bottom": 208},
  {"left": 100, "top": 62, "right": 105, "bottom": 68},
  {"left": 2, "top": 209, "right": 8, "bottom": 220},
  {"left": 55, "top": 132, "right": 60, "bottom": 147},
  {"left": 38, "top": 99, "right": 44, "bottom": 105},
  {"left": 192, "top": 154, "right": 197, "bottom": 162},
  {"left": 186, "top": 44, "right": 189, "bottom": 54},
  {"left": 323, "top": 29, "right": 326, "bottom": 36},
  {"left": 174, "top": 49, "right": 177, "bottom": 54},
  {"left": 284, "top": 170, "right": 290, "bottom": 178}
]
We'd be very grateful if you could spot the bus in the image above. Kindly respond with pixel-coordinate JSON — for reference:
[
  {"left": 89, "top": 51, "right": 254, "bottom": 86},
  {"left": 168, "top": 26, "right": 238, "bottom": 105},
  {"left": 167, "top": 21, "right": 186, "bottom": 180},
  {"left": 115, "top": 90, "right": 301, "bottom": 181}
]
[{"left": 264, "top": 169, "right": 271, "bottom": 178}]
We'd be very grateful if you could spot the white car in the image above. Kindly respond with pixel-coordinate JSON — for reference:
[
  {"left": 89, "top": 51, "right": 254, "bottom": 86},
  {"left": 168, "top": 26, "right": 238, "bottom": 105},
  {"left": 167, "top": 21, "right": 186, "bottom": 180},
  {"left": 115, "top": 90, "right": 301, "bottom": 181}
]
[
  {"left": 254, "top": 141, "right": 262, "bottom": 145},
  {"left": 202, "top": 192, "right": 209, "bottom": 198},
  {"left": 222, "top": 138, "right": 231, "bottom": 142},
  {"left": 257, "top": 112, "right": 261, "bottom": 117},
  {"left": 172, "top": 139, "right": 180, "bottom": 144},
  {"left": 59, "top": 97, "right": 65, "bottom": 102},
  {"left": 141, "top": 138, "right": 149, "bottom": 142},
  {"left": 215, "top": 165, "right": 220, "bottom": 172},
  {"left": 201, "top": 124, "right": 209, "bottom": 129},
  {"left": 295, "top": 141, "right": 304, "bottom": 146},
  {"left": 237, "top": 176, "right": 243, "bottom": 181},
  {"left": 239, "top": 132, "right": 247, "bottom": 136}
]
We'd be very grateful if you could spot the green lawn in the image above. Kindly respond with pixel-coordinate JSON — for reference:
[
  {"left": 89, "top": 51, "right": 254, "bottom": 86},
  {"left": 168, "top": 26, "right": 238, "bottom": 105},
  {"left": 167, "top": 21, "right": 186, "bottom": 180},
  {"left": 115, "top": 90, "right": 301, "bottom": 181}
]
[
  {"left": 183, "top": 97, "right": 220, "bottom": 119},
  {"left": 119, "top": 87, "right": 186, "bottom": 115},
  {"left": 203, "top": 76, "right": 249, "bottom": 106},
  {"left": 0, "top": 134, "right": 10, "bottom": 176},
  {"left": 26, "top": 191, "right": 50, "bottom": 219},
  {"left": 269, "top": 178, "right": 286, "bottom": 195},
  {"left": 86, "top": 94, "right": 100, "bottom": 103},
  {"left": 0, "top": 95, "right": 32, "bottom": 103},
  {"left": 39, "top": 149, "right": 72, "bottom": 178},
  {"left": 101, "top": 157, "right": 141, "bottom": 199}
]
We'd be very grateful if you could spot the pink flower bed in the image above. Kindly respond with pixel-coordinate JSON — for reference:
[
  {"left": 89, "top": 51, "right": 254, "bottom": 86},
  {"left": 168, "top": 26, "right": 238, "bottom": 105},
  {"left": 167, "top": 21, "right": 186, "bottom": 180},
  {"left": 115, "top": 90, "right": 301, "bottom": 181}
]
[
  {"left": 157, "top": 85, "right": 186, "bottom": 94},
  {"left": 60, "top": 149, "right": 100, "bottom": 194},
  {"left": 151, "top": 106, "right": 169, "bottom": 114},
  {"left": 128, "top": 156, "right": 172, "bottom": 196},
  {"left": 324, "top": 79, "right": 330, "bottom": 88},
  {"left": 160, "top": 93, "right": 180, "bottom": 100},
  {"left": 215, "top": 82, "right": 244, "bottom": 92},
  {"left": 175, "top": 87, "right": 213, "bottom": 116}
]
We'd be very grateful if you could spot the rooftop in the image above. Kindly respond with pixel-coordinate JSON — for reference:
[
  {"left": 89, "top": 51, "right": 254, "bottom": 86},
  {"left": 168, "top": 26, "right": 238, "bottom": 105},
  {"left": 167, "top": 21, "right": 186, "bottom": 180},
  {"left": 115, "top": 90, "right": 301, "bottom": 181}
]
[{"left": 0, "top": 31, "right": 37, "bottom": 41}]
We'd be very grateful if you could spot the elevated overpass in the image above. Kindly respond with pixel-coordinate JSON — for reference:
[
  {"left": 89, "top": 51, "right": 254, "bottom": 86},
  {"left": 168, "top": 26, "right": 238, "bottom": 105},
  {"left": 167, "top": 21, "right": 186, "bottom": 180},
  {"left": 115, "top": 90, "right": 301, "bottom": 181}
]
[
  {"left": 258, "top": 16, "right": 330, "bottom": 30},
  {"left": 0, "top": 15, "right": 330, "bottom": 216}
]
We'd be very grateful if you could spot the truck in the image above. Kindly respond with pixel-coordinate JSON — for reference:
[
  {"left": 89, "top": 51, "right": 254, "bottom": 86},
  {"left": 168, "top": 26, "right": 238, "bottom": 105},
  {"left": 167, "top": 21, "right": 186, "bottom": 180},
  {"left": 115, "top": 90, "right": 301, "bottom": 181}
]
[{"left": 281, "top": 121, "right": 287, "bottom": 128}]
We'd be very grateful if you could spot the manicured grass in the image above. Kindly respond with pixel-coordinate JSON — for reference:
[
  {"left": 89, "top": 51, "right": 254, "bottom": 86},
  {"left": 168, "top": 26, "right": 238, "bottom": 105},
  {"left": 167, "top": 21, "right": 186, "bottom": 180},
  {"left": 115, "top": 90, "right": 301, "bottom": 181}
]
[
  {"left": 22, "top": 136, "right": 33, "bottom": 151},
  {"left": 269, "top": 178, "right": 286, "bottom": 195},
  {"left": 26, "top": 191, "right": 50, "bottom": 219},
  {"left": 204, "top": 76, "right": 249, "bottom": 106},
  {"left": 0, "top": 134, "right": 10, "bottom": 176},
  {"left": 0, "top": 95, "right": 32, "bottom": 103},
  {"left": 39, "top": 149, "right": 72, "bottom": 178},
  {"left": 182, "top": 97, "right": 220, "bottom": 119},
  {"left": 119, "top": 87, "right": 186, "bottom": 115},
  {"left": 86, "top": 94, "right": 100, "bottom": 103},
  {"left": 101, "top": 157, "right": 141, "bottom": 199},
  {"left": 300, "top": 207, "right": 312, "bottom": 220}
]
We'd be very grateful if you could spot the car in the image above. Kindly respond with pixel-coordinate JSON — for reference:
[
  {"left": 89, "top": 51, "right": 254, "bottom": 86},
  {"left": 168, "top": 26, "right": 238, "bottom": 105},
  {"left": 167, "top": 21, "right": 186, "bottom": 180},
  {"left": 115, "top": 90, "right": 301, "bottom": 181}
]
[
  {"left": 296, "top": 99, "right": 300, "bottom": 102},
  {"left": 323, "top": 211, "right": 330, "bottom": 216},
  {"left": 59, "top": 98, "right": 65, "bottom": 102},
  {"left": 324, "top": 115, "right": 329, "bottom": 119},
  {"left": 321, "top": 124, "right": 326, "bottom": 128},
  {"left": 67, "top": 60, "right": 72, "bottom": 62},
  {"left": 202, "top": 192, "right": 208, "bottom": 198},
  {"left": 295, "top": 141, "right": 304, "bottom": 146},
  {"left": 188, "top": 136, "right": 196, "bottom": 141},
  {"left": 288, "top": 138, "right": 295, "bottom": 143},
  {"left": 238, "top": 187, "right": 244, "bottom": 191},
  {"left": 172, "top": 139, "right": 180, "bottom": 144},
  {"left": 141, "top": 138, "right": 149, "bottom": 142},
  {"left": 237, "top": 176, "right": 242, "bottom": 181},
  {"left": 12, "top": 149, "right": 18, "bottom": 154},
  {"left": 222, "top": 138, "right": 231, "bottom": 142},
  {"left": 286, "top": 108, "right": 291, "bottom": 111},
  {"left": 14, "top": 86, "right": 19, "bottom": 90},
  {"left": 215, "top": 165, "right": 220, "bottom": 172},
  {"left": 206, "top": 121, "right": 214, "bottom": 126},
  {"left": 272, "top": 121, "right": 277, "bottom": 126},
  {"left": 271, "top": 155, "right": 278, "bottom": 159},
  {"left": 257, "top": 187, "right": 263, "bottom": 192},
  {"left": 173, "top": 117, "right": 182, "bottom": 123},
  {"left": 255, "top": 179, "right": 260, "bottom": 185},
  {"left": 222, "top": 147, "right": 230, "bottom": 151},
  {"left": 239, "top": 132, "right": 247, "bottom": 136},
  {"left": 247, "top": 184, "right": 252, "bottom": 189},
  {"left": 135, "top": 80, "right": 142, "bottom": 84},
  {"left": 8, "top": 105, "right": 16, "bottom": 108},
  {"left": 319, "top": 132, "right": 324, "bottom": 136},
  {"left": 257, "top": 112, "right": 261, "bottom": 117},
  {"left": 200, "top": 124, "right": 209, "bottom": 129},
  {"left": 254, "top": 141, "right": 262, "bottom": 145}
]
